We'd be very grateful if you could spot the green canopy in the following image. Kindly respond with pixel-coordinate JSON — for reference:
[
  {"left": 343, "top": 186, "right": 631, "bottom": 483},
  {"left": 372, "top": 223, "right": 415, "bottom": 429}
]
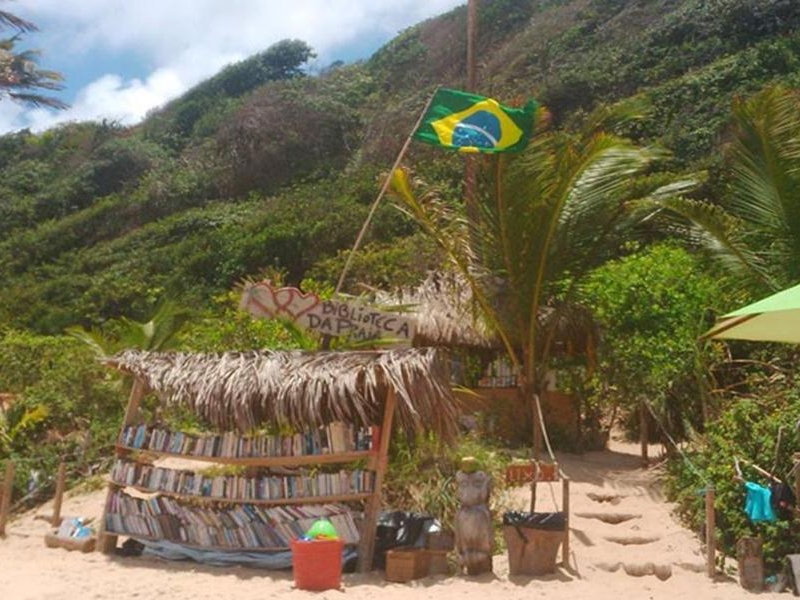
[{"left": 703, "top": 282, "right": 800, "bottom": 343}]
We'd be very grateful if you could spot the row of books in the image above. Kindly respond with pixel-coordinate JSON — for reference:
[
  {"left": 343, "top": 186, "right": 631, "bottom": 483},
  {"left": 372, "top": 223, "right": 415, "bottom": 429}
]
[
  {"left": 111, "top": 459, "right": 375, "bottom": 500},
  {"left": 104, "top": 490, "right": 361, "bottom": 548},
  {"left": 119, "top": 422, "right": 379, "bottom": 458}
]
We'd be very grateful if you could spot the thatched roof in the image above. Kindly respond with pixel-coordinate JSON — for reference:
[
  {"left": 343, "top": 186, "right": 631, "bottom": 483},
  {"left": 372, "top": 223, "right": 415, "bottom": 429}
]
[
  {"left": 105, "top": 347, "right": 458, "bottom": 440},
  {"left": 376, "top": 272, "right": 494, "bottom": 349},
  {"left": 377, "top": 272, "right": 597, "bottom": 360}
]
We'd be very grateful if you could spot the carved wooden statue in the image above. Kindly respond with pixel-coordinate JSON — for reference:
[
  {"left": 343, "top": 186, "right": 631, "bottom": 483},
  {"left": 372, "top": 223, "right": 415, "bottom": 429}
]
[{"left": 454, "top": 457, "right": 493, "bottom": 575}]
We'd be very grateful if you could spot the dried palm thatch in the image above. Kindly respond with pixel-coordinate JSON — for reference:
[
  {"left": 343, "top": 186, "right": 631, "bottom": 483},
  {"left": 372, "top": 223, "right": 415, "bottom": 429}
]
[
  {"left": 376, "top": 272, "right": 597, "bottom": 361},
  {"left": 375, "top": 271, "right": 495, "bottom": 348},
  {"left": 105, "top": 347, "right": 459, "bottom": 441}
]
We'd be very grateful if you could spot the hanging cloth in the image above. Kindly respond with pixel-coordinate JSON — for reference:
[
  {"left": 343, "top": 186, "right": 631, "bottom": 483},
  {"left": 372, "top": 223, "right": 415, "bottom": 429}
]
[
  {"left": 770, "top": 481, "right": 796, "bottom": 520},
  {"left": 744, "top": 481, "right": 777, "bottom": 523}
]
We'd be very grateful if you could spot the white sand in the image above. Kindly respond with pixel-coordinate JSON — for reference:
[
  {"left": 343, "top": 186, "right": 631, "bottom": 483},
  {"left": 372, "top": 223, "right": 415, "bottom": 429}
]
[{"left": 0, "top": 441, "right": 774, "bottom": 599}]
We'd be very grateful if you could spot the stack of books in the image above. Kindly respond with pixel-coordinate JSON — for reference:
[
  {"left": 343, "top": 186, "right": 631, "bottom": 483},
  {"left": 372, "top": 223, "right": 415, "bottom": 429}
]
[{"left": 104, "top": 489, "right": 362, "bottom": 548}]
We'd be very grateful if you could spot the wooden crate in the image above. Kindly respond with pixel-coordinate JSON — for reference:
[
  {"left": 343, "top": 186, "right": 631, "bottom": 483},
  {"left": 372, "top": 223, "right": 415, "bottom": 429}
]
[
  {"left": 385, "top": 548, "right": 430, "bottom": 582},
  {"left": 44, "top": 532, "right": 96, "bottom": 553},
  {"left": 426, "top": 549, "right": 451, "bottom": 575}
]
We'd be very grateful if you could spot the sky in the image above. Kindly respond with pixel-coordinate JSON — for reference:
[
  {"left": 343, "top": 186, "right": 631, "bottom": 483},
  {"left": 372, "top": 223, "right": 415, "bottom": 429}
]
[{"left": 0, "top": 0, "right": 466, "bottom": 134}]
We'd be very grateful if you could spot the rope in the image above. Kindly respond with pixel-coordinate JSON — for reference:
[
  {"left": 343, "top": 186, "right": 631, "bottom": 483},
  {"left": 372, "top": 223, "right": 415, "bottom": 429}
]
[
  {"left": 534, "top": 394, "right": 556, "bottom": 463},
  {"left": 642, "top": 399, "right": 710, "bottom": 487}
]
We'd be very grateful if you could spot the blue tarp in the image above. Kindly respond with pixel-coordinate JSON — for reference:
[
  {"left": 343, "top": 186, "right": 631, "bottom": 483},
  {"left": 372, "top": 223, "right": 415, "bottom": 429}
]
[{"left": 139, "top": 538, "right": 357, "bottom": 569}]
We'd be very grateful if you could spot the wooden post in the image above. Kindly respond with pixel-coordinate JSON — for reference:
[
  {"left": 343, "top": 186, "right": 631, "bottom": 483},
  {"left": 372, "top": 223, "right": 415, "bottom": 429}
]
[
  {"left": 562, "top": 476, "right": 570, "bottom": 567},
  {"left": 639, "top": 399, "right": 649, "bottom": 467},
  {"left": 0, "top": 460, "right": 15, "bottom": 537},
  {"left": 357, "top": 387, "right": 397, "bottom": 573},
  {"left": 706, "top": 484, "right": 716, "bottom": 578},
  {"left": 793, "top": 453, "right": 800, "bottom": 506},
  {"left": 51, "top": 461, "right": 67, "bottom": 526},
  {"left": 99, "top": 377, "right": 146, "bottom": 553},
  {"left": 463, "top": 0, "right": 479, "bottom": 228}
]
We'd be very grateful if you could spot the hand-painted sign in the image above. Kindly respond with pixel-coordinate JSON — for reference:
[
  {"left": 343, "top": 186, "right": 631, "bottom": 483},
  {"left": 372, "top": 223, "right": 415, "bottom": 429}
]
[{"left": 240, "top": 281, "right": 415, "bottom": 343}]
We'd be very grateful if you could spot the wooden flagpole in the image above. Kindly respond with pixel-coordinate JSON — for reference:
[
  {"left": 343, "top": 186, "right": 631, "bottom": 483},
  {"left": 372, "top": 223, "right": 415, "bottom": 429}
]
[
  {"left": 464, "top": 0, "right": 479, "bottom": 225},
  {"left": 333, "top": 90, "right": 439, "bottom": 296}
]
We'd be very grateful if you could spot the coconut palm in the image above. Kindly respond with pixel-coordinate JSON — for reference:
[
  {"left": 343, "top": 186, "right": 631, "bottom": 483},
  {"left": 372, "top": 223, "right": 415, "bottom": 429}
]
[
  {"left": 391, "top": 107, "right": 668, "bottom": 454},
  {"left": 0, "top": 5, "right": 67, "bottom": 109},
  {"left": 637, "top": 85, "right": 800, "bottom": 293}
]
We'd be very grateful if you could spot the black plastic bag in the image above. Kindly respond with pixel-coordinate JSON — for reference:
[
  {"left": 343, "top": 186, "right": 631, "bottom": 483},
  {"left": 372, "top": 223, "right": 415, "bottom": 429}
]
[
  {"left": 373, "top": 510, "right": 435, "bottom": 569},
  {"left": 502, "top": 511, "right": 566, "bottom": 532}
]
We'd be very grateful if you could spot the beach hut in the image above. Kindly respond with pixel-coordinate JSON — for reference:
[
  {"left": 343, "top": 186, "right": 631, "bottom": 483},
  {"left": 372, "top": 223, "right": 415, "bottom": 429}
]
[{"left": 376, "top": 272, "right": 597, "bottom": 446}]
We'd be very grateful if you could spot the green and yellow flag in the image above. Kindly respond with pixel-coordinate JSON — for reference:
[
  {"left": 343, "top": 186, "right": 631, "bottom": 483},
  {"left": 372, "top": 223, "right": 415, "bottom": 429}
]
[{"left": 413, "top": 88, "right": 536, "bottom": 154}]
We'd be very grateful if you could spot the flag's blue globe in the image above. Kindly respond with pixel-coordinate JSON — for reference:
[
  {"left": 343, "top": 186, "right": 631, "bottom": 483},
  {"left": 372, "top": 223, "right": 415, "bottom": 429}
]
[{"left": 451, "top": 111, "right": 501, "bottom": 149}]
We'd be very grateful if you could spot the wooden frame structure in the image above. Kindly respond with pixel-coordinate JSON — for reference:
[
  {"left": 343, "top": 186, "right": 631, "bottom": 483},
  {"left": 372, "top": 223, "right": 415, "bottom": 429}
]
[
  {"left": 98, "top": 348, "right": 458, "bottom": 573},
  {"left": 529, "top": 461, "right": 570, "bottom": 568}
]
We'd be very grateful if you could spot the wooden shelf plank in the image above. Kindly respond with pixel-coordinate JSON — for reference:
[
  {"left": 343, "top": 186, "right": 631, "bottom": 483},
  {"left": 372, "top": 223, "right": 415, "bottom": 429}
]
[
  {"left": 110, "top": 482, "right": 373, "bottom": 506},
  {"left": 115, "top": 445, "right": 374, "bottom": 467}
]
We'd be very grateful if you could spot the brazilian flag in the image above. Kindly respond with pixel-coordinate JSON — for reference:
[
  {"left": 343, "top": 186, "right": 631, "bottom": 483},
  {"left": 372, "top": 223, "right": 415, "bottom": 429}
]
[{"left": 413, "top": 88, "right": 536, "bottom": 154}]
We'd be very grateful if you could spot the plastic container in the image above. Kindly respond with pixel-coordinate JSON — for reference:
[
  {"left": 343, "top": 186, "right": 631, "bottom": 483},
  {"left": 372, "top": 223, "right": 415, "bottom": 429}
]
[
  {"left": 502, "top": 511, "right": 565, "bottom": 575},
  {"left": 291, "top": 538, "right": 344, "bottom": 591}
]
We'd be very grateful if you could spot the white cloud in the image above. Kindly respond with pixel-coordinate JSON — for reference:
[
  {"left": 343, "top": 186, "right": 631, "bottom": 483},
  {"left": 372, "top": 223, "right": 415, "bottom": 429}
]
[{"left": 0, "top": 1, "right": 465, "bottom": 133}]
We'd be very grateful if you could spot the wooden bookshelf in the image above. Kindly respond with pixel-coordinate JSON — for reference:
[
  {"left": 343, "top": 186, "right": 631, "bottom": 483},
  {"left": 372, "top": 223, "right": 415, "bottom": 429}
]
[{"left": 99, "top": 378, "right": 397, "bottom": 574}]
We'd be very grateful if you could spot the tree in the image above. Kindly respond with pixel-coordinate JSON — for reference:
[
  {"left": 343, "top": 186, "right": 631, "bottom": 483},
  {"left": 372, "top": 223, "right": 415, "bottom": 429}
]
[
  {"left": 391, "top": 107, "right": 668, "bottom": 455},
  {"left": 639, "top": 85, "right": 800, "bottom": 294},
  {"left": 0, "top": 5, "right": 66, "bottom": 109},
  {"left": 580, "top": 243, "right": 723, "bottom": 458}
]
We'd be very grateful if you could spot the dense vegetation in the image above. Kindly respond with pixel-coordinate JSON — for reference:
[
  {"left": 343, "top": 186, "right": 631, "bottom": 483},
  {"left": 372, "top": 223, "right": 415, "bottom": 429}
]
[{"left": 2, "top": 0, "right": 800, "bottom": 572}]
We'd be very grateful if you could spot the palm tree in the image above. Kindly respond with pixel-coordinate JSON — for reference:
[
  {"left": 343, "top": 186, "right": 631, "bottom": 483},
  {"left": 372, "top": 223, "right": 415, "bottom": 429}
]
[
  {"left": 0, "top": 5, "right": 67, "bottom": 109},
  {"left": 66, "top": 300, "right": 190, "bottom": 358},
  {"left": 391, "top": 107, "right": 666, "bottom": 455},
  {"left": 638, "top": 85, "right": 800, "bottom": 293}
]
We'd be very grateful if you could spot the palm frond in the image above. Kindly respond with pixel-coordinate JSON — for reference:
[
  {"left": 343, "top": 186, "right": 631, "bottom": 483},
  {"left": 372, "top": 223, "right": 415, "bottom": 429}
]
[
  {"left": 630, "top": 196, "right": 772, "bottom": 288},
  {"left": 0, "top": 10, "right": 36, "bottom": 32}
]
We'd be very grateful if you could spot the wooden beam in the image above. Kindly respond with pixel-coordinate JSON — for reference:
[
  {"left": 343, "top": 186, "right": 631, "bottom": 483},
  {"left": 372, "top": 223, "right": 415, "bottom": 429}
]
[
  {"left": 0, "top": 460, "right": 15, "bottom": 537},
  {"left": 50, "top": 461, "right": 66, "bottom": 526},
  {"left": 562, "top": 476, "right": 570, "bottom": 567},
  {"left": 357, "top": 387, "right": 397, "bottom": 572},
  {"left": 706, "top": 485, "right": 716, "bottom": 578}
]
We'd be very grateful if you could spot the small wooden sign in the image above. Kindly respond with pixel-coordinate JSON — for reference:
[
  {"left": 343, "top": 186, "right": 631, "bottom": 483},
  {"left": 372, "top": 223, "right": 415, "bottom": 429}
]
[{"left": 240, "top": 281, "right": 415, "bottom": 344}]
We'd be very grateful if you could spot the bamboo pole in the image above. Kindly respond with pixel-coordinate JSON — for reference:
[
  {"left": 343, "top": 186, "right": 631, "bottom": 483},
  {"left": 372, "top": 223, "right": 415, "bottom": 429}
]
[
  {"left": 706, "top": 485, "right": 716, "bottom": 578},
  {"left": 0, "top": 460, "right": 15, "bottom": 537},
  {"left": 51, "top": 461, "right": 67, "bottom": 526},
  {"left": 357, "top": 387, "right": 397, "bottom": 572},
  {"left": 334, "top": 92, "right": 438, "bottom": 297}
]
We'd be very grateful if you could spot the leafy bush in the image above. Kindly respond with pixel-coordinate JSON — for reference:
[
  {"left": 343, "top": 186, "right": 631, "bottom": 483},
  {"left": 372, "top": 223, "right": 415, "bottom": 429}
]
[
  {"left": 0, "top": 330, "right": 122, "bottom": 501},
  {"left": 666, "top": 371, "right": 800, "bottom": 573},
  {"left": 384, "top": 432, "right": 512, "bottom": 539},
  {"left": 580, "top": 243, "right": 724, "bottom": 440}
]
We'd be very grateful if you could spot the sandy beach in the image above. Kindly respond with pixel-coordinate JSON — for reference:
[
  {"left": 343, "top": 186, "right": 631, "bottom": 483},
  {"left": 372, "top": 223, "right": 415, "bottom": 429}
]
[{"left": 0, "top": 440, "right": 773, "bottom": 599}]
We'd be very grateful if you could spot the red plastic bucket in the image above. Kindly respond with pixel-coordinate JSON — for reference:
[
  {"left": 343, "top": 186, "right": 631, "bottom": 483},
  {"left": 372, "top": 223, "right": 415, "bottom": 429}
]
[{"left": 291, "top": 538, "right": 344, "bottom": 591}]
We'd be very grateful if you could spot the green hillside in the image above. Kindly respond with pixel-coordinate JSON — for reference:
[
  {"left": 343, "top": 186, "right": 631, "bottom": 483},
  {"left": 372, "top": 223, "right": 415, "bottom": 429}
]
[{"left": 1, "top": 0, "right": 799, "bottom": 332}]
